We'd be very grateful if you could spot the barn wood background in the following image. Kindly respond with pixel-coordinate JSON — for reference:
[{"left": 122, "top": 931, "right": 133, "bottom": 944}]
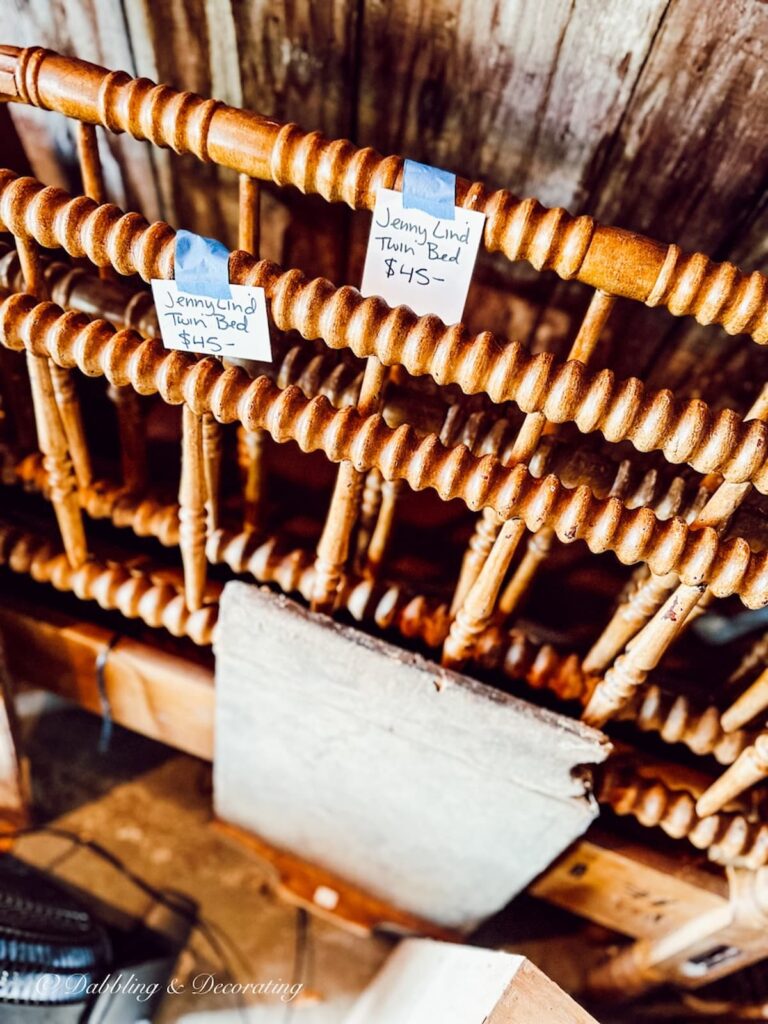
[{"left": 3, "top": 0, "right": 768, "bottom": 388}]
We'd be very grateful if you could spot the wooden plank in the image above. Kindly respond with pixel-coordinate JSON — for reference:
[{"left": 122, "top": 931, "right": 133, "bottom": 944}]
[
  {"left": 492, "top": 958, "right": 600, "bottom": 1024},
  {"left": 0, "top": 602, "right": 214, "bottom": 761},
  {"left": 587, "top": 0, "right": 768, "bottom": 255},
  {"left": 343, "top": 939, "right": 600, "bottom": 1023},
  {"left": 532, "top": 832, "right": 728, "bottom": 941},
  {"left": 356, "top": 1, "right": 667, "bottom": 205},
  {"left": 214, "top": 582, "right": 608, "bottom": 930},
  {"left": 214, "top": 818, "right": 460, "bottom": 940}
]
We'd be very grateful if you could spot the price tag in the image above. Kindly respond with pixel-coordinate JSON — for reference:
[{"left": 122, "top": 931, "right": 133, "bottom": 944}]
[
  {"left": 361, "top": 183, "right": 485, "bottom": 326},
  {"left": 151, "top": 280, "right": 272, "bottom": 360}
]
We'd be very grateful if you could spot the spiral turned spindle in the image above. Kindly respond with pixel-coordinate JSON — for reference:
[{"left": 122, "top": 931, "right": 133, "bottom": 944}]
[
  {"left": 0, "top": 523, "right": 216, "bottom": 644},
  {"left": 599, "top": 759, "right": 768, "bottom": 869},
  {"left": 2, "top": 294, "right": 767, "bottom": 605},
  {"left": 4, "top": 45, "right": 768, "bottom": 343},
  {"left": 697, "top": 734, "right": 768, "bottom": 818},
  {"left": 472, "top": 625, "right": 751, "bottom": 764},
  {"left": 311, "top": 354, "right": 389, "bottom": 612},
  {"left": 7, "top": 448, "right": 753, "bottom": 777},
  {"left": 21, "top": 449, "right": 740, "bottom": 764},
  {"left": 445, "top": 287, "right": 614, "bottom": 658},
  {"left": 721, "top": 666, "right": 768, "bottom": 734},
  {"left": 627, "top": 683, "right": 748, "bottom": 765},
  {"left": 12, "top": 455, "right": 181, "bottom": 545},
  {"left": 584, "top": 390, "right": 768, "bottom": 729},
  {"left": 2, "top": 172, "right": 768, "bottom": 495}
]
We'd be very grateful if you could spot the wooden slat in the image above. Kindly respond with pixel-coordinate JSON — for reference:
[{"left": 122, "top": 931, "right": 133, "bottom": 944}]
[
  {"left": 214, "top": 582, "right": 608, "bottom": 930},
  {"left": 532, "top": 832, "right": 727, "bottom": 942},
  {"left": 356, "top": 0, "right": 667, "bottom": 206},
  {"left": 0, "top": 602, "right": 214, "bottom": 761}
]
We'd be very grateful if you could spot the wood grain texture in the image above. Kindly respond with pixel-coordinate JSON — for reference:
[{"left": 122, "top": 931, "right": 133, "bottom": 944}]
[
  {"left": 214, "top": 582, "right": 608, "bottom": 930},
  {"left": 491, "top": 958, "right": 600, "bottom": 1024},
  {"left": 584, "top": 0, "right": 768, "bottom": 380},
  {"left": 344, "top": 939, "right": 600, "bottom": 1023},
  {"left": 0, "top": 601, "right": 214, "bottom": 760},
  {"left": 4, "top": 0, "right": 165, "bottom": 220},
  {"left": 532, "top": 832, "right": 728, "bottom": 943},
  {"left": 6, "top": 0, "right": 766, "bottom": 315},
  {"left": 230, "top": 0, "right": 359, "bottom": 135},
  {"left": 587, "top": 0, "right": 768, "bottom": 252},
  {"left": 357, "top": 0, "right": 667, "bottom": 206}
]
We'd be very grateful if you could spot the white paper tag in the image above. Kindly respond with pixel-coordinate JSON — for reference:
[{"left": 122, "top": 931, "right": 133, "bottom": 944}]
[
  {"left": 150, "top": 280, "right": 272, "bottom": 361},
  {"left": 361, "top": 188, "right": 485, "bottom": 325}
]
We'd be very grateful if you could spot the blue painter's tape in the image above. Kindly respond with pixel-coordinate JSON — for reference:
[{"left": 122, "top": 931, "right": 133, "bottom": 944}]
[
  {"left": 175, "top": 229, "right": 232, "bottom": 300},
  {"left": 402, "top": 159, "right": 456, "bottom": 221}
]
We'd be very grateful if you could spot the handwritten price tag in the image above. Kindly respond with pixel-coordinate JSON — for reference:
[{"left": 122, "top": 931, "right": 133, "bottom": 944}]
[
  {"left": 151, "top": 280, "right": 272, "bottom": 361},
  {"left": 361, "top": 187, "right": 485, "bottom": 325}
]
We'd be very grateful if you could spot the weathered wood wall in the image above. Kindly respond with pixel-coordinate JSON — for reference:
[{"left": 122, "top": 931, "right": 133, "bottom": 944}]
[{"left": 4, "top": 0, "right": 768, "bottom": 379}]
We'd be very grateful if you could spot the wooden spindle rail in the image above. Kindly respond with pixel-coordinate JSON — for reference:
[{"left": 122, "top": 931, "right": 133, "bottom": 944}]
[
  {"left": 14, "top": 235, "right": 86, "bottom": 568},
  {"left": 442, "top": 287, "right": 615, "bottom": 667},
  {"left": 178, "top": 403, "right": 208, "bottom": 612},
  {"left": 2, "top": 173, "right": 768, "bottom": 496},
  {"left": 237, "top": 172, "right": 267, "bottom": 532},
  {"left": 2, "top": 45, "right": 768, "bottom": 346},
  {"left": 582, "top": 387, "right": 768, "bottom": 728},
  {"left": 76, "top": 120, "right": 146, "bottom": 491}
]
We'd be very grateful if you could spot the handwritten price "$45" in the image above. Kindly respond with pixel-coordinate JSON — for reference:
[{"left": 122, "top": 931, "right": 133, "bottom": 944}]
[{"left": 383, "top": 257, "right": 444, "bottom": 286}]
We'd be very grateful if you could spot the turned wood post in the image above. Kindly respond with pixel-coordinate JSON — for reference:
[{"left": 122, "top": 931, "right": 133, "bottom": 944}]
[
  {"left": 721, "top": 665, "right": 768, "bottom": 734},
  {"left": 237, "top": 172, "right": 267, "bottom": 532},
  {"left": 178, "top": 404, "right": 208, "bottom": 612},
  {"left": 697, "top": 734, "right": 768, "bottom": 817},
  {"left": 311, "top": 356, "right": 390, "bottom": 613},
  {"left": 76, "top": 120, "right": 145, "bottom": 492},
  {"left": 444, "top": 289, "right": 614, "bottom": 665},
  {"left": 15, "top": 236, "right": 87, "bottom": 568},
  {"left": 583, "top": 385, "right": 768, "bottom": 726}
]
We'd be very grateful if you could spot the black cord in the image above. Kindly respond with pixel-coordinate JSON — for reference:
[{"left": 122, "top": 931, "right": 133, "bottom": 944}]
[
  {"left": 284, "top": 907, "right": 311, "bottom": 1023},
  {"left": 94, "top": 634, "right": 121, "bottom": 755},
  {"left": 3, "top": 824, "right": 250, "bottom": 1023}
]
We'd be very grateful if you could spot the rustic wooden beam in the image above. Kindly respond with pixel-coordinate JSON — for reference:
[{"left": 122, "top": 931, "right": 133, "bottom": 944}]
[
  {"left": 532, "top": 831, "right": 728, "bottom": 944},
  {"left": 214, "top": 819, "right": 460, "bottom": 941},
  {"left": 0, "top": 600, "right": 214, "bottom": 760}
]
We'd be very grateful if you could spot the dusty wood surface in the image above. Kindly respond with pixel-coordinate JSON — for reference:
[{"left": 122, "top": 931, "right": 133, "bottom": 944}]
[
  {"left": 343, "top": 938, "right": 600, "bottom": 1023},
  {"left": 0, "top": 601, "right": 214, "bottom": 761},
  {"left": 531, "top": 830, "right": 728, "bottom": 941},
  {"left": 215, "top": 818, "right": 460, "bottom": 941},
  {"left": 214, "top": 582, "right": 608, "bottom": 930}
]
